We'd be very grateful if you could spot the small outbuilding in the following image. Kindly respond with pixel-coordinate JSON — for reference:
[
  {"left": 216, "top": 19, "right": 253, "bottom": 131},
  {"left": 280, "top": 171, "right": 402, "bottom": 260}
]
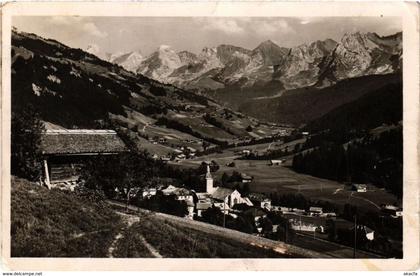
[
  {"left": 248, "top": 193, "right": 272, "bottom": 210},
  {"left": 269, "top": 160, "right": 284, "bottom": 166},
  {"left": 352, "top": 183, "right": 367, "bottom": 192},
  {"left": 40, "top": 129, "right": 127, "bottom": 190}
]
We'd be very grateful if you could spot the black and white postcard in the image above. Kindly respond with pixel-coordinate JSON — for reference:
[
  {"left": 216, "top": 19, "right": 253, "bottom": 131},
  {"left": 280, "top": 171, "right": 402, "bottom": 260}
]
[{"left": 1, "top": 1, "right": 419, "bottom": 272}]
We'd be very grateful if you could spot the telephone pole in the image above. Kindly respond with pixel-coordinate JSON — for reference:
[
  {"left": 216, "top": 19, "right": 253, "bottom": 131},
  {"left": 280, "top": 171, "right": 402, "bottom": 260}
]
[
  {"left": 223, "top": 202, "right": 226, "bottom": 228},
  {"left": 353, "top": 215, "right": 357, "bottom": 258}
]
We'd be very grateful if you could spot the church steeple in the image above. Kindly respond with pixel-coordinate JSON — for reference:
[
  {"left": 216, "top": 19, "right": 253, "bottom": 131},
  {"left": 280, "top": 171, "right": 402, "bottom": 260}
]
[
  {"left": 206, "top": 164, "right": 212, "bottom": 179},
  {"left": 206, "top": 164, "right": 214, "bottom": 193}
]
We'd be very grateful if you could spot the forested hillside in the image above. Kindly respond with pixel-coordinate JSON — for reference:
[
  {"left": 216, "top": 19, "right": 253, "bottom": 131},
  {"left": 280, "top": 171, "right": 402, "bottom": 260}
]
[{"left": 238, "top": 73, "right": 401, "bottom": 125}]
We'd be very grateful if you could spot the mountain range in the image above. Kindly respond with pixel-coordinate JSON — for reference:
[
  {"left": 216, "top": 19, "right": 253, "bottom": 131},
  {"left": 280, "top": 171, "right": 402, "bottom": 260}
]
[
  {"left": 12, "top": 30, "right": 289, "bottom": 157},
  {"left": 105, "top": 31, "right": 402, "bottom": 94}
]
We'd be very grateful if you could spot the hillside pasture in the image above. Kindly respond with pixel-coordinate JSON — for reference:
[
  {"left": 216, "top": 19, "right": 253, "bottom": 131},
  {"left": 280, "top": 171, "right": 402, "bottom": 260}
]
[{"left": 11, "top": 176, "right": 123, "bottom": 257}]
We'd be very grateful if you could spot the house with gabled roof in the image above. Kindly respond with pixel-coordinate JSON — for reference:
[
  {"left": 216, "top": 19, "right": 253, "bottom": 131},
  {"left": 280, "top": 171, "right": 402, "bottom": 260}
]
[
  {"left": 248, "top": 192, "right": 272, "bottom": 210},
  {"left": 39, "top": 129, "right": 127, "bottom": 189}
]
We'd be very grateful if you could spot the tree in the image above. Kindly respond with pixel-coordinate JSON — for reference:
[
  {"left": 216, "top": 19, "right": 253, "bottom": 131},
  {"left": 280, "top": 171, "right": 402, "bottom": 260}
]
[
  {"left": 236, "top": 182, "right": 250, "bottom": 196},
  {"left": 11, "top": 104, "right": 45, "bottom": 181},
  {"left": 221, "top": 172, "right": 229, "bottom": 186},
  {"left": 139, "top": 194, "right": 188, "bottom": 217},
  {"left": 80, "top": 150, "right": 158, "bottom": 203},
  {"left": 259, "top": 217, "right": 273, "bottom": 236},
  {"left": 246, "top": 125, "right": 253, "bottom": 132},
  {"left": 228, "top": 215, "right": 255, "bottom": 234},
  {"left": 201, "top": 207, "right": 224, "bottom": 226},
  {"left": 326, "top": 219, "right": 337, "bottom": 241},
  {"left": 198, "top": 161, "right": 219, "bottom": 174}
]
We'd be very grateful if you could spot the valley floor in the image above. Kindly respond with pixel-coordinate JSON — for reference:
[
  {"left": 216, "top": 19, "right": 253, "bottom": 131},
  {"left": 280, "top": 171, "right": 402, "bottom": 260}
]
[{"left": 172, "top": 150, "right": 399, "bottom": 214}]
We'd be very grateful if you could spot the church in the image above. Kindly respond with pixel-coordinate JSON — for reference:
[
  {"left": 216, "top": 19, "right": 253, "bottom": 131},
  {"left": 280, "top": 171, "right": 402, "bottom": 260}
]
[{"left": 195, "top": 165, "right": 253, "bottom": 216}]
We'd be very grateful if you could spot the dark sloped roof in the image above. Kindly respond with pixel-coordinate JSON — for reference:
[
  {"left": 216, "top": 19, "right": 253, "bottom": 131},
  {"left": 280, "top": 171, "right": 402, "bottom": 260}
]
[
  {"left": 210, "top": 187, "right": 235, "bottom": 201},
  {"left": 173, "top": 188, "right": 193, "bottom": 196},
  {"left": 196, "top": 202, "right": 212, "bottom": 210},
  {"left": 40, "top": 129, "right": 127, "bottom": 155}
]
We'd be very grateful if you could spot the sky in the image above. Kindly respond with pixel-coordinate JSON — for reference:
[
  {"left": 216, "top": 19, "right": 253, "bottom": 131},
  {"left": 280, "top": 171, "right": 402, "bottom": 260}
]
[{"left": 13, "top": 16, "right": 401, "bottom": 58}]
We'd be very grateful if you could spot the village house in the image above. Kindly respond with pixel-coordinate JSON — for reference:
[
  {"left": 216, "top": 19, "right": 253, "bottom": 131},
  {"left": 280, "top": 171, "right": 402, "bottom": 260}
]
[
  {"left": 284, "top": 213, "right": 326, "bottom": 233},
  {"left": 39, "top": 129, "right": 127, "bottom": 190},
  {"left": 308, "top": 207, "right": 323, "bottom": 216},
  {"left": 352, "top": 225, "right": 375, "bottom": 241},
  {"left": 172, "top": 188, "right": 194, "bottom": 202},
  {"left": 381, "top": 205, "right": 403, "bottom": 218},
  {"left": 352, "top": 183, "right": 367, "bottom": 192},
  {"left": 162, "top": 185, "right": 194, "bottom": 203},
  {"left": 289, "top": 218, "right": 325, "bottom": 233},
  {"left": 242, "top": 149, "right": 251, "bottom": 156},
  {"left": 240, "top": 173, "right": 253, "bottom": 183},
  {"left": 186, "top": 146, "right": 197, "bottom": 153},
  {"left": 269, "top": 159, "right": 284, "bottom": 166},
  {"left": 248, "top": 193, "right": 272, "bottom": 210},
  {"left": 160, "top": 157, "right": 171, "bottom": 163},
  {"left": 176, "top": 153, "right": 186, "bottom": 160},
  {"left": 292, "top": 208, "right": 306, "bottom": 214},
  {"left": 161, "top": 184, "right": 178, "bottom": 195},
  {"left": 142, "top": 187, "right": 157, "bottom": 199},
  {"left": 195, "top": 195, "right": 213, "bottom": 217}
]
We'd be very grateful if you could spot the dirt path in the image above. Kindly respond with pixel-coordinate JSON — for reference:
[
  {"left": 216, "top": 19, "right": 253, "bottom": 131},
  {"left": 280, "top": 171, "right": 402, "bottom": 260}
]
[
  {"left": 138, "top": 235, "right": 162, "bottom": 258},
  {"left": 107, "top": 211, "right": 162, "bottom": 258},
  {"left": 107, "top": 232, "right": 124, "bottom": 257}
]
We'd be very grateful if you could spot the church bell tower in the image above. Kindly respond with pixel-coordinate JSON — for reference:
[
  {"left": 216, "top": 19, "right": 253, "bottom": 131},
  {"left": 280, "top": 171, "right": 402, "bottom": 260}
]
[{"left": 206, "top": 164, "right": 214, "bottom": 193}]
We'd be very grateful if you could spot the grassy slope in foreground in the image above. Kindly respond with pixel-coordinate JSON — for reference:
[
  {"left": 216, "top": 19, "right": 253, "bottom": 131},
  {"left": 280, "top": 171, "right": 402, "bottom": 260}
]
[
  {"left": 114, "top": 212, "right": 289, "bottom": 258},
  {"left": 11, "top": 176, "right": 295, "bottom": 258},
  {"left": 11, "top": 176, "right": 123, "bottom": 257}
]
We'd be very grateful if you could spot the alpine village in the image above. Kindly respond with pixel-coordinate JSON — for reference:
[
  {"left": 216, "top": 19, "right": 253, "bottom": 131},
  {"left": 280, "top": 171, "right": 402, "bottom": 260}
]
[{"left": 11, "top": 26, "right": 402, "bottom": 259}]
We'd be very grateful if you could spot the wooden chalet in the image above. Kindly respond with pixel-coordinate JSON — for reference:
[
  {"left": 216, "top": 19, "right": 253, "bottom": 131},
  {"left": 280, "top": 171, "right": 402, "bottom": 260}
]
[{"left": 40, "top": 129, "right": 127, "bottom": 189}]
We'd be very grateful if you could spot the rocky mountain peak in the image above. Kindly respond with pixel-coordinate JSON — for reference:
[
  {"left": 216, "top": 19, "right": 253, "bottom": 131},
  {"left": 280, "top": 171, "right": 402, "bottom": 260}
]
[
  {"left": 178, "top": 50, "right": 198, "bottom": 64},
  {"left": 256, "top": 40, "right": 278, "bottom": 48},
  {"left": 158, "top": 44, "right": 173, "bottom": 51},
  {"left": 111, "top": 51, "right": 143, "bottom": 72}
]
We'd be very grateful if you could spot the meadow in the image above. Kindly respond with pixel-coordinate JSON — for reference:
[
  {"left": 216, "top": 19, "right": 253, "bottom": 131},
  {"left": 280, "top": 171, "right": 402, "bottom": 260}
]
[{"left": 11, "top": 176, "right": 123, "bottom": 257}]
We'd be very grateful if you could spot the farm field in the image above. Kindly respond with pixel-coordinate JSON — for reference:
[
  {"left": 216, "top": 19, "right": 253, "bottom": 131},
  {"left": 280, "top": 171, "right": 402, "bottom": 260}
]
[{"left": 133, "top": 136, "right": 176, "bottom": 156}]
